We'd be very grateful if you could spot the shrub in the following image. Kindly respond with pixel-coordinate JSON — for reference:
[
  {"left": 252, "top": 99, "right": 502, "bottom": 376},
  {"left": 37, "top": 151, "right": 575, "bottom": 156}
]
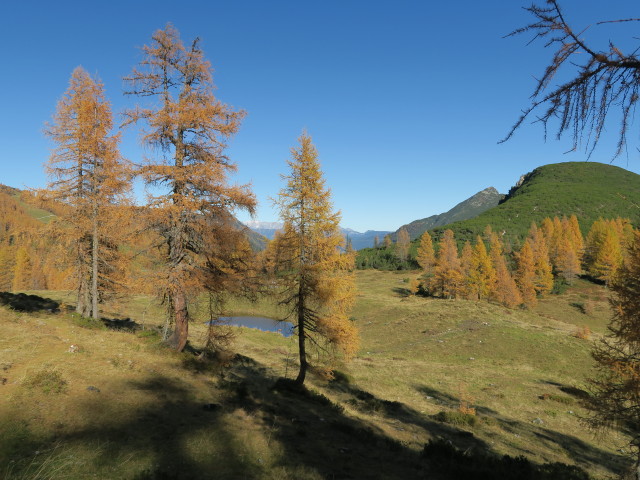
[
  {"left": 574, "top": 326, "right": 591, "bottom": 340},
  {"left": 23, "top": 369, "right": 68, "bottom": 395},
  {"left": 433, "top": 410, "right": 478, "bottom": 427}
]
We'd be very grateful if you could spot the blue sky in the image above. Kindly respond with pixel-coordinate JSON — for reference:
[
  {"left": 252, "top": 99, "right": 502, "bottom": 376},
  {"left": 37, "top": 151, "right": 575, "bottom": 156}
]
[{"left": 1, "top": 1, "right": 638, "bottom": 232}]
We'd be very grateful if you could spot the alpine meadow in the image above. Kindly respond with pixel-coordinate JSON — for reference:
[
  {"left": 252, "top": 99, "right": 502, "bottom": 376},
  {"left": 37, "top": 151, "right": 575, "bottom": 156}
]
[{"left": 5, "top": 2, "right": 640, "bottom": 479}]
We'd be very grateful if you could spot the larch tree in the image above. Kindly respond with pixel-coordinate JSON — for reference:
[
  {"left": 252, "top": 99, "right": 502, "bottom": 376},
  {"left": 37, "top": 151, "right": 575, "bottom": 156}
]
[
  {"left": 123, "top": 24, "right": 256, "bottom": 351},
  {"left": 588, "top": 231, "right": 640, "bottom": 476},
  {"left": 416, "top": 231, "right": 436, "bottom": 268},
  {"left": 44, "top": 66, "right": 130, "bottom": 319},
  {"left": 489, "top": 233, "right": 522, "bottom": 308},
  {"left": 467, "top": 236, "right": 496, "bottom": 301},
  {"left": 459, "top": 240, "right": 473, "bottom": 299},
  {"left": 592, "top": 228, "right": 623, "bottom": 286},
  {"left": 432, "top": 229, "right": 463, "bottom": 299},
  {"left": 529, "top": 224, "right": 554, "bottom": 296},
  {"left": 12, "top": 247, "right": 32, "bottom": 291},
  {"left": 395, "top": 227, "right": 410, "bottom": 262},
  {"left": 271, "top": 132, "right": 359, "bottom": 385},
  {"left": 516, "top": 240, "right": 538, "bottom": 308},
  {"left": 555, "top": 233, "right": 581, "bottom": 284}
]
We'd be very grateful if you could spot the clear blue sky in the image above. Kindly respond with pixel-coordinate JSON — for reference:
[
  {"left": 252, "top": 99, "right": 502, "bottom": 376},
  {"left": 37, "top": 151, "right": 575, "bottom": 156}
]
[{"left": 1, "top": 1, "right": 638, "bottom": 232}]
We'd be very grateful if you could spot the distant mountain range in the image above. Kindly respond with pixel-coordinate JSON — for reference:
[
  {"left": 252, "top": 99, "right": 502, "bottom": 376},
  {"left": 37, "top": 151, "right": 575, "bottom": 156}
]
[
  {"left": 243, "top": 221, "right": 392, "bottom": 251},
  {"left": 393, "top": 187, "right": 504, "bottom": 240}
]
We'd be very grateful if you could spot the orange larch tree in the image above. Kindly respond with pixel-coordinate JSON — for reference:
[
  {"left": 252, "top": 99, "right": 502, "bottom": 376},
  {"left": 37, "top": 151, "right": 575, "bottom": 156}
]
[
  {"left": 459, "top": 240, "right": 474, "bottom": 299},
  {"left": 270, "top": 132, "right": 358, "bottom": 385},
  {"left": 528, "top": 223, "right": 553, "bottom": 296},
  {"left": 432, "top": 229, "right": 463, "bottom": 299},
  {"left": 416, "top": 231, "right": 435, "bottom": 273},
  {"left": 124, "top": 24, "right": 256, "bottom": 351},
  {"left": 516, "top": 240, "right": 538, "bottom": 308},
  {"left": 11, "top": 247, "right": 32, "bottom": 291},
  {"left": 489, "top": 233, "right": 522, "bottom": 308},
  {"left": 44, "top": 66, "right": 130, "bottom": 319},
  {"left": 467, "top": 236, "right": 496, "bottom": 301}
]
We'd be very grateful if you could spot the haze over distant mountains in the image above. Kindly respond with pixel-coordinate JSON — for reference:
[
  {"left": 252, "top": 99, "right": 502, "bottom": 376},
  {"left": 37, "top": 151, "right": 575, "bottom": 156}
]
[
  {"left": 243, "top": 221, "right": 392, "bottom": 251},
  {"left": 245, "top": 187, "right": 505, "bottom": 250}
]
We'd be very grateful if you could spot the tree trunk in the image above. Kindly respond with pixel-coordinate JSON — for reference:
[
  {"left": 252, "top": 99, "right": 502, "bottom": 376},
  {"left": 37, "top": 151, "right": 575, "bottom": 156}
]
[
  {"left": 76, "top": 241, "right": 91, "bottom": 317},
  {"left": 167, "top": 288, "right": 189, "bottom": 352},
  {"left": 295, "top": 291, "right": 307, "bottom": 385},
  {"left": 91, "top": 202, "right": 99, "bottom": 320}
]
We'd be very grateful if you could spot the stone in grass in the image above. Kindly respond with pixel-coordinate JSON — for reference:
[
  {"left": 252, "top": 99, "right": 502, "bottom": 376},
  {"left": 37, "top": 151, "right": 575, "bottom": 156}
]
[
  {"left": 86, "top": 386, "right": 100, "bottom": 393},
  {"left": 532, "top": 418, "right": 544, "bottom": 424}
]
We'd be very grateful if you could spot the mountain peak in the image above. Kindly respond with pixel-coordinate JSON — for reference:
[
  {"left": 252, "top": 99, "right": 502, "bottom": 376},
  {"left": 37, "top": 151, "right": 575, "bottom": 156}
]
[{"left": 395, "top": 187, "right": 504, "bottom": 240}]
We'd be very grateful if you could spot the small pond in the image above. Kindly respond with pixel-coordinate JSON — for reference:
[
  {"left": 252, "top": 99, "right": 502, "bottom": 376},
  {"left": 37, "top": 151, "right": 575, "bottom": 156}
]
[{"left": 208, "top": 317, "right": 295, "bottom": 338}]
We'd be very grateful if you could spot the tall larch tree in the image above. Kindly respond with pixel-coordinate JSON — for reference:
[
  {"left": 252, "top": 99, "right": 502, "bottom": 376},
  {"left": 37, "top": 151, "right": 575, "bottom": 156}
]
[
  {"left": 489, "top": 233, "right": 522, "bottom": 308},
  {"left": 459, "top": 240, "right": 473, "bottom": 299},
  {"left": 467, "top": 236, "right": 496, "bottom": 301},
  {"left": 567, "top": 215, "right": 584, "bottom": 259},
  {"left": 271, "top": 132, "right": 358, "bottom": 385},
  {"left": 555, "top": 233, "right": 581, "bottom": 284},
  {"left": 416, "top": 231, "right": 436, "bottom": 269},
  {"left": 432, "top": 229, "right": 463, "bottom": 299},
  {"left": 516, "top": 240, "right": 538, "bottom": 308},
  {"left": 12, "top": 247, "right": 32, "bottom": 291},
  {"left": 592, "top": 228, "right": 623, "bottom": 286},
  {"left": 44, "top": 66, "right": 130, "bottom": 319},
  {"left": 529, "top": 223, "right": 553, "bottom": 296},
  {"left": 124, "top": 24, "right": 256, "bottom": 351},
  {"left": 395, "top": 227, "right": 410, "bottom": 262}
]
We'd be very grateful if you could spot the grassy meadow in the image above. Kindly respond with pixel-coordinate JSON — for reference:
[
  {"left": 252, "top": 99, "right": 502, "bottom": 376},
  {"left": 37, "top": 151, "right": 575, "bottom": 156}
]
[{"left": 0, "top": 270, "right": 630, "bottom": 479}]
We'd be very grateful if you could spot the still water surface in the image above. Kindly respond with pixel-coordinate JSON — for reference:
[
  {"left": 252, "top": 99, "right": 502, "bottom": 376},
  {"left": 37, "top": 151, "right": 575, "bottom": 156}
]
[{"left": 209, "top": 316, "right": 295, "bottom": 337}]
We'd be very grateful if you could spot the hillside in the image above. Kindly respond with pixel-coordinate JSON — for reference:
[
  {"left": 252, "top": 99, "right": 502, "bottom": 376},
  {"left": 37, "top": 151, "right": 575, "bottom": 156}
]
[
  {"left": 0, "top": 272, "right": 628, "bottom": 479},
  {"left": 429, "top": 162, "right": 640, "bottom": 245},
  {"left": 394, "top": 187, "right": 503, "bottom": 241},
  {"left": 0, "top": 184, "right": 267, "bottom": 251}
]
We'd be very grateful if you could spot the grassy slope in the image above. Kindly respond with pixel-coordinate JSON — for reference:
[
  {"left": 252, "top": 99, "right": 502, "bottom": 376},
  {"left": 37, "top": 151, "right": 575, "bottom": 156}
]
[
  {"left": 431, "top": 161, "right": 640, "bottom": 245},
  {"left": 0, "top": 271, "right": 630, "bottom": 479}
]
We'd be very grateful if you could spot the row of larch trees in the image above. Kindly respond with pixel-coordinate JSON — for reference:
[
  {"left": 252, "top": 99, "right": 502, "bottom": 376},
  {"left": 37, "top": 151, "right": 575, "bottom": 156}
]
[
  {"left": 415, "top": 215, "right": 636, "bottom": 308},
  {"left": 37, "top": 24, "right": 357, "bottom": 381}
]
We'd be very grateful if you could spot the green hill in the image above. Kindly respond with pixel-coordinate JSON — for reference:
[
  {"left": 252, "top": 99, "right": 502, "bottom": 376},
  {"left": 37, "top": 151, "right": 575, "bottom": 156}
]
[
  {"left": 430, "top": 162, "right": 640, "bottom": 245},
  {"left": 357, "top": 162, "right": 640, "bottom": 269}
]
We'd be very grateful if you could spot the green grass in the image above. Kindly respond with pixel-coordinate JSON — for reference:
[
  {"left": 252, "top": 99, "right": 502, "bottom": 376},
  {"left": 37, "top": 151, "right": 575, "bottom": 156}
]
[{"left": 1, "top": 270, "right": 632, "bottom": 479}]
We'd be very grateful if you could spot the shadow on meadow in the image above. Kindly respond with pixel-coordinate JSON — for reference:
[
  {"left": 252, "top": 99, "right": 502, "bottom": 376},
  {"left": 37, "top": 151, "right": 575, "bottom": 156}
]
[
  {"left": 0, "top": 292, "right": 59, "bottom": 313},
  {"left": 415, "top": 384, "right": 628, "bottom": 477},
  {"left": 1, "top": 349, "right": 622, "bottom": 480}
]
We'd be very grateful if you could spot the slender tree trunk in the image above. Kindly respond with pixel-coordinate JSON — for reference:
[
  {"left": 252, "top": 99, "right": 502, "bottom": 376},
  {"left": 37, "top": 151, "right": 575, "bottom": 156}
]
[
  {"left": 167, "top": 287, "right": 189, "bottom": 351},
  {"left": 76, "top": 237, "right": 91, "bottom": 317},
  {"left": 91, "top": 201, "right": 99, "bottom": 320},
  {"left": 295, "top": 287, "right": 307, "bottom": 385}
]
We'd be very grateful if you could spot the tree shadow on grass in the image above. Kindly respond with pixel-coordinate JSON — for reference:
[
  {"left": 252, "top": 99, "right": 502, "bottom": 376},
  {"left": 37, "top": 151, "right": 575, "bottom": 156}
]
[
  {"left": 0, "top": 292, "right": 59, "bottom": 313},
  {"left": 415, "top": 383, "right": 629, "bottom": 477},
  {"left": 100, "top": 316, "right": 142, "bottom": 332},
  {"left": 2, "top": 351, "right": 618, "bottom": 480}
]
